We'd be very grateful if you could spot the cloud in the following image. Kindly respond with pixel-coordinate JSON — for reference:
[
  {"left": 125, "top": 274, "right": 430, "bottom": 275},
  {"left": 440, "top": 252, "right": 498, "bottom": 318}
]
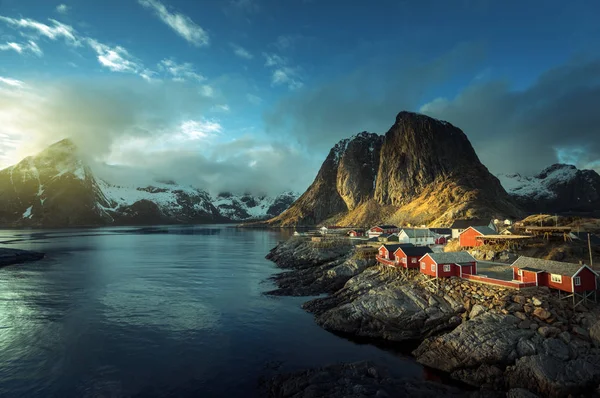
[
  {"left": 138, "top": 0, "right": 209, "bottom": 47},
  {"left": 87, "top": 39, "right": 142, "bottom": 73},
  {"left": 271, "top": 67, "right": 303, "bottom": 90},
  {"left": 228, "top": 0, "right": 260, "bottom": 14},
  {"left": 246, "top": 94, "right": 262, "bottom": 105},
  {"left": 1, "top": 14, "right": 154, "bottom": 79},
  {"left": 0, "top": 16, "right": 79, "bottom": 45},
  {"left": 0, "top": 41, "right": 41, "bottom": 56},
  {"left": 264, "top": 42, "right": 485, "bottom": 151},
  {"left": 263, "top": 53, "right": 303, "bottom": 90},
  {"left": 56, "top": 4, "right": 70, "bottom": 14},
  {"left": 231, "top": 44, "right": 253, "bottom": 60},
  {"left": 0, "top": 76, "right": 308, "bottom": 194},
  {"left": 211, "top": 104, "right": 230, "bottom": 112},
  {"left": 0, "top": 76, "right": 24, "bottom": 87},
  {"left": 158, "top": 59, "right": 204, "bottom": 82},
  {"left": 419, "top": 57, "right": 600, "bottom": 175}
]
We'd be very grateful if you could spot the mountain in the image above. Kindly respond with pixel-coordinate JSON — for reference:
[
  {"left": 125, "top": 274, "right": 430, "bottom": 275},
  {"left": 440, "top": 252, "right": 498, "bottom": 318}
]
[
  {"left": 0, "top": 139, "right": 297, "bottom": 227},
  {"left": 213, "top": 191, "right": 298, "bottom": 221},
  {"left": 498, "top": 164, "right": 600, "bottom": 214},
  {"left": 268, "top": 111, "right": 523, "bottom": 227}
]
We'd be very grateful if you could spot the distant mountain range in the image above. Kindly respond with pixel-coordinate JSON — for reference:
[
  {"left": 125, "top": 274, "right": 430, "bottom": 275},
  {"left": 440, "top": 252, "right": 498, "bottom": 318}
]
[
  {"left": 0, "top": 139, "right": 298, "bottom": 227},
  {"left": 498, "top": 164, "right": 600, "bottom": 214},
  {"left": 265, "top": 111, "right": 600, "bottom": 227}
]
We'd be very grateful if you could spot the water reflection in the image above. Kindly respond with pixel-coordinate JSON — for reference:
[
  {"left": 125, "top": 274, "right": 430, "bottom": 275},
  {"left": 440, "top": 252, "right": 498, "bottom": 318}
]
[{"left": 0, "top": 226, "right": 423, "bottom": 397}]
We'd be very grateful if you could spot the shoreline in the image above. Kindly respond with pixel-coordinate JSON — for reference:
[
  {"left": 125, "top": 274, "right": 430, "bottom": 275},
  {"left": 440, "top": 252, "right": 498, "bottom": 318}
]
[{"left": 261, "top": 236, "right": 600, "bottom": 397}]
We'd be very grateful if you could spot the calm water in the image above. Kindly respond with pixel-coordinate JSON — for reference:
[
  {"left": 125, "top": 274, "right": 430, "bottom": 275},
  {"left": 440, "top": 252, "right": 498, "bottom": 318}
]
[{"left": 0, "top": 225, "right": 423, "bottom": 397}]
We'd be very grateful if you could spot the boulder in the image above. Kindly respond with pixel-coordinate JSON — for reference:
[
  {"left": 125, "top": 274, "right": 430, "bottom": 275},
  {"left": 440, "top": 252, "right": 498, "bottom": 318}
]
[
  {"left": 532, "top": 307, "right": 551, "bottom": 321},
  {"left": 261, "top": 361, "right": 469, "bottom": 398},
  {"left": 538, "top": 326, "right": 561, "bottom": 338},
  {"left": 469, "top": 304, "right": 486, "bottom": 320},
  {"left": 413, "top": 313, "right": 534, "bottom": 375},
  {"left": 505, "top": 354, "right": 600, "bottom": 397},
  {"left": 590, "top": 320, "right": 600, "bottom": 347}
]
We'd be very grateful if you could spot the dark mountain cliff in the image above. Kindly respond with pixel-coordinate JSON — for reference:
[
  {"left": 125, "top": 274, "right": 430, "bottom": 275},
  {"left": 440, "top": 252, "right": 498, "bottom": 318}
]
[{"left": 268, "top": 111, "right": 523, "bottom": 227}]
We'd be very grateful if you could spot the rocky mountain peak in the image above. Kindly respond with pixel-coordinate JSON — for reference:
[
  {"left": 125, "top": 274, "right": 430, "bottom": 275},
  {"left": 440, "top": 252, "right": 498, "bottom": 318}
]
[
  {"left": 500, "top": 163, "right": 600, "bottom": 214},
  {"left": 536, "top": 163, "right": 577, "bottom": 179},
  {"left": 269, "top": 110, "right": 522, "bottom": 227}
]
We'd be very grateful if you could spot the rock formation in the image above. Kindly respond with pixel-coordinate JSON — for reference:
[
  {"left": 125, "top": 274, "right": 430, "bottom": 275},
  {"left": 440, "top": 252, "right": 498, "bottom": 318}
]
[{"left": 268, "top": 111, "right": 523, "bottom": 227}]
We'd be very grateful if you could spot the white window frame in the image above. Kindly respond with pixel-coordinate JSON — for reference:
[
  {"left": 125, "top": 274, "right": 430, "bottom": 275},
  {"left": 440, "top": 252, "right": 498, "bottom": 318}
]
[
  {"left": 518, "top": 269, "right": 523, "bottom": 277},
  {"left": 411, "top": 258, "right": 416, "bottom": 264},
  {"left": 430, "top": 264, "right": 435, "bottom": 272},
  {"left": 574, "top": 276, "right": 581, "bottom": 286},
  {"left": 443, "top": 264, "right": 451, "bottom": 272},
  {"left": 550, "top": 274, "right": 562, "bottom": 283},
  {"left": 420, "top": 262, "right": 425, "bottom": 269}
]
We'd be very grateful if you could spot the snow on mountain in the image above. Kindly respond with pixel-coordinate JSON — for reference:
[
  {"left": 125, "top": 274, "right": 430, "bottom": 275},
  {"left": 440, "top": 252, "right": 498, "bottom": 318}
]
[
  {"left": 213, "top": 191, "right": 299, "bottom": 221},
  {"left": 0, "top": 138, "right": 298, "bottom": 226},
  {"left": 498, "top": 164, "right": 579, "bottom": 199},
  {"left": 498, "top": 164, "right": 600, "bottom": 214}
]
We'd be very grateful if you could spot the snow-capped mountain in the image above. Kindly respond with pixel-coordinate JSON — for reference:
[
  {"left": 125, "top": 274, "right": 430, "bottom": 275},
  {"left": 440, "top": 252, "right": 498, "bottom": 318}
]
[
  {"left": 0, "top": 139, "right": 298, "bottom": 227},
  {"left": 498, "top": 164, "right": 600, "bottom": 214},
  {"left": 213, "top": 191, "right": 298, "bottom": 221}
]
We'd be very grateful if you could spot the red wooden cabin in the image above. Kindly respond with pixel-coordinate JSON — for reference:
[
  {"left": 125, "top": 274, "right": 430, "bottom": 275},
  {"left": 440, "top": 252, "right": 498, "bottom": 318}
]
[
  {"left": 376, "top": 243, "right": 415, "bottom": 266},
  {"left": 369, "top": 224, "right": 399, "bottom": 237},
  {"left": 394, "top": 246, "right": 433, "bottom": 269},
  {"left": 419, "top": 252, "right": 477, "bottom": 278},
  {"left": 459, "top": 226, "right": 496, "bottom": 248},
  {"left": 511, "top": 256, "right": 598, "bottom": 293}
]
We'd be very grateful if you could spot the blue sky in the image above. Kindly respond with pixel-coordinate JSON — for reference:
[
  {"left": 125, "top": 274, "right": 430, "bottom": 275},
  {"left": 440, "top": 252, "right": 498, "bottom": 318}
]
[{"left": 1, "top": 0, "right": 599, "bottom": 194}]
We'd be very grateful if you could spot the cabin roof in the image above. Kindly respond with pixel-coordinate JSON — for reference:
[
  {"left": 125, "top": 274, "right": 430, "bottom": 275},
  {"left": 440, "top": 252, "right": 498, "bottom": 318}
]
[
  {"left": 425, "top": 251, "right": 476, "bottom": 264},
  {"left": 512, "top": 256, "right": 593, "bottom": 277},
  {"left": 429, "top": 228, "right": 452, "bottom": 235},
  {"left": 381, "top": 243, "right": 415, "bottom": 253},
  {"left": 467, "top": 226, "right": 497, "bottom": 236},
  {"left": 450, "top": 219, "right": 492, "bottom": 229},
  {"left": 396, "top": 246, "right": 433, "bottom": 257},
  {"left": 400, "top": 228, "right": 433, "bottom": 238}
]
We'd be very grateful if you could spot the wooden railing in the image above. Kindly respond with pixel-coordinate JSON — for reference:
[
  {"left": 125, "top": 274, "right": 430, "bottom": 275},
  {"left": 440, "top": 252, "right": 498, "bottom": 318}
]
[
  {"left": 375, "top": 255, "right": 397, "bottom": 266},
  {"left": 461, "top": 274, "right": 537, "bottom": 289}
]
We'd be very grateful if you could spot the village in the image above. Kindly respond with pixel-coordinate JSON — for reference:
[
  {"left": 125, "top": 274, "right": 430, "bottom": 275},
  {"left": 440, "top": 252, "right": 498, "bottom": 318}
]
[{"left": 294, "top": 217, "right": 600, "bottom": 307}]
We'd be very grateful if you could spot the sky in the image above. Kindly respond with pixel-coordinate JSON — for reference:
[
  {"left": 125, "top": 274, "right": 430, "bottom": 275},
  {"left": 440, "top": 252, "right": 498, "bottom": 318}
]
[{"left": 1, "top": 0, "right": 599, "bottom": 195}]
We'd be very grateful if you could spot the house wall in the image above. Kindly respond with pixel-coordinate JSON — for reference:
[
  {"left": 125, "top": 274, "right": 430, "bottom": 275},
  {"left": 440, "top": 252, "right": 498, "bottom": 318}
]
[
  {"left": 573, "top": 268, "right": 597, "bottom": 292},
  {"left": 538, "top": 272, "right": 573, "bottom": 292},
  {"left": 451, "top": 229, "right": 463, "bottom": 239},
  {"left": 461, "top": 264, "right": 474, "bottom": 276},
  {"left": 437, "top": 263, "right": 458, "bottom": 278},
  {"left": 459, "top": 228, "right": 484, "bottom": 247},
  {"left": 522, "top": 270, "right": 538, "bottom": 284},
  {"left": 397, "top": 232, "right": 411, "bottom": 244},
  {"left": 420, "top": 255, "right": 437, "bottom": 277},
  {"left": 378, "top": 246, "right": 389, "bottom": 259},
  {"left": 396, "top": 249, "right": 421, "bottom": 269}
]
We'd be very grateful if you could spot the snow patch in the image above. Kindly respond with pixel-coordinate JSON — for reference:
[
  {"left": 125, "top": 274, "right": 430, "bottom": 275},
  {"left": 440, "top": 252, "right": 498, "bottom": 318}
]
[
  {"left": 22, "top": 206, "right": 33, "bottom": 219},
  {"left": 498, "top": 165, "right": 579, "bottom": 199}
]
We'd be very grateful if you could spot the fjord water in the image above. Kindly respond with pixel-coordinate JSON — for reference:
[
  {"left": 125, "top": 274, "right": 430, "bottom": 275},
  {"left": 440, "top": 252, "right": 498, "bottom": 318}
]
[{"left": 0, "top": 225, "right": 423, "bottom": 397}]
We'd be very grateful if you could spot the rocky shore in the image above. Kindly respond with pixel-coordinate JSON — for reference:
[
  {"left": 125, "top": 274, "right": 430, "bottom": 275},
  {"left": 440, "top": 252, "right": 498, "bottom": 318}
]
[
  {"left": 0, "top": 247, "right": 45, "bottom": 267},
  {"left": 265, "top": 238, "right": 600, "bottom": 397}
]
